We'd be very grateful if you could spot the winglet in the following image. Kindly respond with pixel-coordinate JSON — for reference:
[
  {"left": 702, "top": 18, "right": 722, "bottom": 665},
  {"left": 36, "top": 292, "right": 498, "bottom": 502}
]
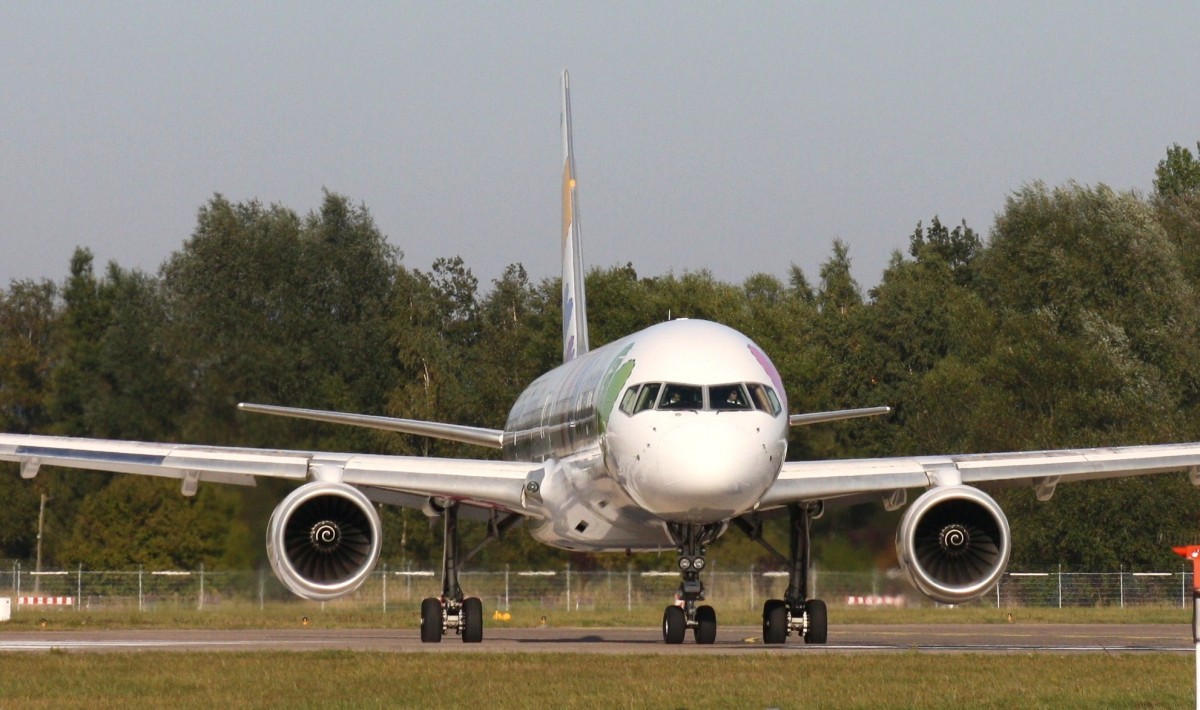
[{"left": 561, "top": 70, "right": 589, "bottom": 362}]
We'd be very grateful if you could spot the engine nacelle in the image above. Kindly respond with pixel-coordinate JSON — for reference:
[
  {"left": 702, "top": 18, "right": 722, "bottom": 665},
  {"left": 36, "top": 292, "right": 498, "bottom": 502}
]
[
  {"left": 896, "top": 485, "right": 1011, "bottom": 605},
  {"left": 267, "top": 482, "right": 382, "bottom": 601}
]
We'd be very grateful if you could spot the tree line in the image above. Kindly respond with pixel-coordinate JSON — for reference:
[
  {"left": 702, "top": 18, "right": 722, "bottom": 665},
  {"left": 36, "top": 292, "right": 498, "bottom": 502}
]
[{"left": 4, "top": 143, "right": 1200, "bottom": 574}]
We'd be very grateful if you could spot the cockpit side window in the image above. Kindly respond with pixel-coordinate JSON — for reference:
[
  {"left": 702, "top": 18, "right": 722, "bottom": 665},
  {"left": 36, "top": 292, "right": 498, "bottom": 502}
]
[
  {"left": 748, "top": 383, "right": 783, "bottom": 416},
  {"left": 765, "top": 387, "right": 782, "bottom": 415},
  {"left": 633, "top": 383, "right": 662, "bottom": 413},
  {"left": 658, "top": 383, "right": 704, "bottom": 411},
  {"left": 710, "top": 383, "right": 751, "bottom": 411},
  {"left": 619, "top": 386, "right": 640, "bottom": 415}
]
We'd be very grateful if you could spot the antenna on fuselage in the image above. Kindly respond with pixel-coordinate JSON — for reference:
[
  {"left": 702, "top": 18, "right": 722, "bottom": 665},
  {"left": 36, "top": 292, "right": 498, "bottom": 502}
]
[{"left": 561, "top": 70, "right": 589, "bottom": 363}]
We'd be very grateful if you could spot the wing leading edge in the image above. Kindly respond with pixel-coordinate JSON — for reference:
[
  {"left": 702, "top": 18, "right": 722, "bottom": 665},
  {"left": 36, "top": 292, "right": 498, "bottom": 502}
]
[
  {"left": 0, "top": 432, "right": 540, "bottom": 514},
  {"left": 763, "top": 441, "right": 1200, "bottom": 508}
]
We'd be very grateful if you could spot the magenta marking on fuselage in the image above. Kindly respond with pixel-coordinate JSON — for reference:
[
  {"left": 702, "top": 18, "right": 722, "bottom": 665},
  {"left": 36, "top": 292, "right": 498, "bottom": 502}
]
[{"left": 747, "top": 344, "right": 787, "bottom": 411}]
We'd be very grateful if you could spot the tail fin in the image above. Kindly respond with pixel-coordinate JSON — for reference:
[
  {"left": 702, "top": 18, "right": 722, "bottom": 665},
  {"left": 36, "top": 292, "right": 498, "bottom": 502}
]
[{"left": 561, "top": 70, "right": 589, "bottom": 362}]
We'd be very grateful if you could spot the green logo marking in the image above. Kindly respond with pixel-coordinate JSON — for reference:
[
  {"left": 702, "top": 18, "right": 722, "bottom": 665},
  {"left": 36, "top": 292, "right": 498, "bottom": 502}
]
[{"left": 597, "top": 343, "right": 636, "bottom": 431}]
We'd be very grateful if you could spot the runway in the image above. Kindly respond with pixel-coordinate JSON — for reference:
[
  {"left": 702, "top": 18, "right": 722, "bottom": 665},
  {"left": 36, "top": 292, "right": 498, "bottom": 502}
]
[{"left": 0, "top": 624, "right": 1190, "bottom": 654}]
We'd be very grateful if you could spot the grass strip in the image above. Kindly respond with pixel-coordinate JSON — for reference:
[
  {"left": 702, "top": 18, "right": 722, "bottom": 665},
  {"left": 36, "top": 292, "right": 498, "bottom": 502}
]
[{"left": 0, "top": 651, "right": 1190, "bottom": 709}]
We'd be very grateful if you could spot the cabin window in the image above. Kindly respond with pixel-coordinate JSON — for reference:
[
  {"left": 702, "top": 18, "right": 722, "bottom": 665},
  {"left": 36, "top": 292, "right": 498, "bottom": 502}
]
[
  {"left": 658, "top": 383, "right": 704, "bottom": 411},
  {"left": 710, "top": 383, "right": 751, "bottom": 411}
]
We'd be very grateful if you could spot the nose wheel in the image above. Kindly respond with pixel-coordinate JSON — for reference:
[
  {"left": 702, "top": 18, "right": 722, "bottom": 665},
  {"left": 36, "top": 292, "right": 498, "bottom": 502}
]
[
  {"left": 662, "top": 522, "right": 722, "bottom": 644},
  {"left": 661, "top": 603, "right": 718, "bottom": 645}
]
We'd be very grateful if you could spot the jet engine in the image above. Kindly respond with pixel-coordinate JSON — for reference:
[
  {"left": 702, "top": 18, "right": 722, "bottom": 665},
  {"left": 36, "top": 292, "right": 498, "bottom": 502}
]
[
  {"left": 267, "top": 481, "right": 382, "bottom": 601},
  {"left": 896, "top": 485, "right": 1010, "bottom": 605}
]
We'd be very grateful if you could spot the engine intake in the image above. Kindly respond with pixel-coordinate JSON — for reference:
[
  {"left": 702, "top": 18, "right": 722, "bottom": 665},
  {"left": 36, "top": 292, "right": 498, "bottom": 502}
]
[
  {"left": 267, "top": 482, "right": 382, "bottom": 601},
  {"left": 896, "top": 485, "right": 1010, "bottom": 605}
]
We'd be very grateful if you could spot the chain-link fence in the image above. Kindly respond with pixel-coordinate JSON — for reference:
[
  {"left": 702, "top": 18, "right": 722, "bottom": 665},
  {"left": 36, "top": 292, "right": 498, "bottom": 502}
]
[{"left": 2, "top": 561, "right": 1194, "bottom": 614}]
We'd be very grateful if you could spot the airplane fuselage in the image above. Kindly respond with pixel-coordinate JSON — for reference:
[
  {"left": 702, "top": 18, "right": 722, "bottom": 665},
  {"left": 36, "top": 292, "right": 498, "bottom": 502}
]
[{"left": 502, "top": 319, "right": 790, "bottom": 551}]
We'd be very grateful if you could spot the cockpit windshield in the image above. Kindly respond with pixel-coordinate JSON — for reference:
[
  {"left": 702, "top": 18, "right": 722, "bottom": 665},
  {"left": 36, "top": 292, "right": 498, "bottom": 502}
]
[
  {"left": 658, "top": 383, "right": 704, "bottom": 410},
  {"left": 618, "top": 382, "right": 782, "bottom": 416},
  {"left": 709, "top": 383, "right": 751, "bottom": 411}
]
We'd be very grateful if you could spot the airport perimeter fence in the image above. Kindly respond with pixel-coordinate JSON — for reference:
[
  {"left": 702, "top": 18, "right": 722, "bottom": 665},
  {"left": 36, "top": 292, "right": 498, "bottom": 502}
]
[{"left": 2, "top": 561, "right": 1195, "bottom": 614}]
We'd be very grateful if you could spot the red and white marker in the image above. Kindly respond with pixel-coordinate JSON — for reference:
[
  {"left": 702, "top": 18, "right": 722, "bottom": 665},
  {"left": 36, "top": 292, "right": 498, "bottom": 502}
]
[{"left": 1172, "top": 545, "right": 1200, "bottom": 710}]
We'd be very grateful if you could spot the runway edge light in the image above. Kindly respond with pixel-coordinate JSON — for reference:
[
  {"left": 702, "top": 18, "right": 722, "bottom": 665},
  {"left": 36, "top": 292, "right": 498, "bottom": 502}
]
[{"left": 1171, "top": 545, "right": 1200, "bottom": 710}]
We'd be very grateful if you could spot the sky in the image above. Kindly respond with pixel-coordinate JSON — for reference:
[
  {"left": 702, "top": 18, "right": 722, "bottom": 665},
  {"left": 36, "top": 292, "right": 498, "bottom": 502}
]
[{"left": 3, "top": 3, "right": 1199, "bottom": 294}]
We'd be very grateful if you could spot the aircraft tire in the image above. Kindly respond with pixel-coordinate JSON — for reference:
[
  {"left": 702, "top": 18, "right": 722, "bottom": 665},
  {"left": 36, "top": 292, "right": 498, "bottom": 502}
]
[
  {"left": 694, "top": 605, "right": 717, "bottom": 644},
  {"left": 803, "top": 599, "right": 828, "bottom": 644},
  {"left": 462, "top": 597, "right": 484, "bottom": 643},
  {"left": 420, "top": 597, "right": 443, "bottom": 643},
  {"left": 662, "top": 605, "right": 686, "bottom": 644},
  {"left": 762, "top": 599, "right": 787, "bottom": 645}
]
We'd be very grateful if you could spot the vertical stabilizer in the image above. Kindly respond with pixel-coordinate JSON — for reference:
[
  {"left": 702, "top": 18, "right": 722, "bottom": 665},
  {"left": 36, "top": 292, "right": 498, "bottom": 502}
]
[{"left": 561, "top": 70, "right": 589, "bottom": 362}]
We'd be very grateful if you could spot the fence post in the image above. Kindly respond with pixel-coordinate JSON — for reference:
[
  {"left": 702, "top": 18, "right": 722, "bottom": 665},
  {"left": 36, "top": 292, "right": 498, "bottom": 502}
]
[
  {"left": 14, "top": 561, "right": 19, "bottom": 599},
  {"left": 76, "top": 563, "right": 82, "bottom": 611},
  {"left": 626, "top": 564, "right": 632, "bottom": 613},
  {"left": 1057, "top": 565, "right": 1062, "bottom": 609},
  {"left": 505, "top": 564, "right": 510, "bottom": 612},
  {"left": 259, "top": 568, "right": 265, "bottom": 611},
  {"left": 382, "top": 563, "right": 388, "bottom": 613},
  {"left": 749, "top": 564, "right": 754, "bottom": 611},
  {"left": 566, "top": 562, "right": 571, "bottom": 612},
  {"left": 138, "top": 566, "right": 144, "bottom": 612},
  {"left": 199, "top": 562, "right": 205, "bottom": 611},
  {"left": 1120, "top": 565, "right": 1125, "bottom": 609}
]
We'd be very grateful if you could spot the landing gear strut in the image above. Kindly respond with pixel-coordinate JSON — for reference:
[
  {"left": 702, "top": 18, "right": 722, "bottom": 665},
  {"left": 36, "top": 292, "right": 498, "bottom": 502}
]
[
  {"left": 419, "top": 501, "right": 520, "bottom": 643},
  {"left": 734, "top": 502, "right": 828, "bottom": 645},
  {"left": 661, "top": 522, "right": 721, "bottom": 645}
]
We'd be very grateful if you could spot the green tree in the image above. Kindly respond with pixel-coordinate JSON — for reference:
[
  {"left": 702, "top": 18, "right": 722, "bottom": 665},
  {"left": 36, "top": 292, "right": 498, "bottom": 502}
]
[
  {"left": 0, "top": 279, "right": 58, "bottom": 434},
  {"left": 1154, "top": 142, "right": 1200, "bottom": 285},
  {"left": 162, "top": 192, "right": 398, "bottom": 450},
  {"left": 58, "top": 476, "right": 249, "bottom": 569},
  {"left": 1154, "top": 142, "right": 1200, "bottom": 198},
  {"left": 816, "top": 239, "right": 862, "bottom": 316},
  {"left": 387, "top": 258, "right": 483, "bottom": 457}
]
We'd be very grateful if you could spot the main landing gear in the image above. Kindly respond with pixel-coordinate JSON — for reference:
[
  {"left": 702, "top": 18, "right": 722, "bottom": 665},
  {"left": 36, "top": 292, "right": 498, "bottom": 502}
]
[
  {"left": 419, "top": 501, "right": 520, "bottom": 643},
  {"left": 734, "top": 502, "right": 828, "bottom": 645},
  {"left": 661, "top": 522, "right": 721, "bottom": 644}
]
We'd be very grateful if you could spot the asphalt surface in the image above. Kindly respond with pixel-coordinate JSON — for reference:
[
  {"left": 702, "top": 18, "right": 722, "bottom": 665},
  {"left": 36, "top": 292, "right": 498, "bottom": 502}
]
[{"left": 0, "top": 624, "right": 1191, "bottom": 654}]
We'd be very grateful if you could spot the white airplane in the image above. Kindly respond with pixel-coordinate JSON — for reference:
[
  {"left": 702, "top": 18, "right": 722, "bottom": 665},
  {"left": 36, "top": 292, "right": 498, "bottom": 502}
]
[{"left": 6, "top": 71, "right": 1200, "bottom": 645}]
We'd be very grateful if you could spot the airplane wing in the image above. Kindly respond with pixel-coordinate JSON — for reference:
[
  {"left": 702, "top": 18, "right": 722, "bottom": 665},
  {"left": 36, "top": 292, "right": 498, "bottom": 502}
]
[
  {"left": 236, "top": 403, "right": 505, "bottom": 449},
  {"left": 761, "top": 441, "right": 1200, "bottom": 508},
  {"left": 0, "top": 433, "right": 541, "bottom": 514}
]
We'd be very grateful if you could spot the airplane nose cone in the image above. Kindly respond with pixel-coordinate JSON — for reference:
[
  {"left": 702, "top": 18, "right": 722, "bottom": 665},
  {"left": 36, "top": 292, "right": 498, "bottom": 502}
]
[{"left": 632, "top": 419, "right": 777, "bottom": 522}]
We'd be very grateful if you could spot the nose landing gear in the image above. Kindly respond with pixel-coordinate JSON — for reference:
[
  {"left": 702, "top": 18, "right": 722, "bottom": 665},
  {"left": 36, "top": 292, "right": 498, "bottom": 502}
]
[{"left": 661, "top": 522, "right": 722, "bottom": 644}]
